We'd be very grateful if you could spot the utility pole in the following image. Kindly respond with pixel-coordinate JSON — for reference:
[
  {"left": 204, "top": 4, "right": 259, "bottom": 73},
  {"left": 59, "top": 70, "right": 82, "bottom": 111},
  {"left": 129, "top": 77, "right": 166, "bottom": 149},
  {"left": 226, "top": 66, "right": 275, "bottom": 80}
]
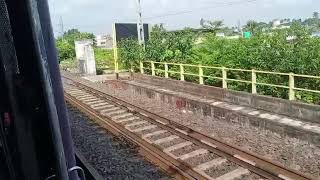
[
  {"left": 58, "top": 16, "right": 64, "bottom": 38},
  {"left": 135, "top": 0, "right": 145, "bottom": 48},
  {"left": 238, "top": 19, "right": 243, "bottom": 37}
]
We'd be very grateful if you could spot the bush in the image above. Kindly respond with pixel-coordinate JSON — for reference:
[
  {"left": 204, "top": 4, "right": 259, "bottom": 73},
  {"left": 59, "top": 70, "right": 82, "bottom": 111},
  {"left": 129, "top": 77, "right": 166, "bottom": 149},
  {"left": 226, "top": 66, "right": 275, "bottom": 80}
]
[
  {"left": 118, "top": 24, "right": 320, "bottom": 104},
  {"left": 94, "top": 48, "right": 114, "bottom": 73}
]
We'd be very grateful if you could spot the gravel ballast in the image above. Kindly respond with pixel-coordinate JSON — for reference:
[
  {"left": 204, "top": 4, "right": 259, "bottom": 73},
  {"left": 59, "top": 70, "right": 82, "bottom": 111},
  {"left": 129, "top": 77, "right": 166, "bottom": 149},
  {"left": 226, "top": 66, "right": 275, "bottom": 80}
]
[
  {"left": 97, "top": 80, "right": 320, "bottom": 177},
  {"left": 68, "top": 106, "right": 171, "bottom": 180}
]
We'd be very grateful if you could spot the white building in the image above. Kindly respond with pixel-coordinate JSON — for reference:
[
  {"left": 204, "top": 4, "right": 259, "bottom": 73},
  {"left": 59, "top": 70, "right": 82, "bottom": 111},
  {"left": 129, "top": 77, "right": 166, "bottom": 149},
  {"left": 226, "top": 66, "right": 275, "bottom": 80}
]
[
  {"left": 75, "top": 40, "right": 96, "bottom": 75},
  {"left": 272, "top": 19, "right": 290, "bottom": 30},
  {"left": 96, "top": 35, "right": 113, "bottom": 49}
]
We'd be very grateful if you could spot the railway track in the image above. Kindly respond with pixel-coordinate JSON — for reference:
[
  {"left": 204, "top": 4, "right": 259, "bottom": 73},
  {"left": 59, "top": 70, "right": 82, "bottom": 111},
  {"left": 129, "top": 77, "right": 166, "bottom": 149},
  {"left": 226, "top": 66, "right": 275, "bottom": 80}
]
[{"left": 63, "top": 76, "right": 315, "bottom": 180}]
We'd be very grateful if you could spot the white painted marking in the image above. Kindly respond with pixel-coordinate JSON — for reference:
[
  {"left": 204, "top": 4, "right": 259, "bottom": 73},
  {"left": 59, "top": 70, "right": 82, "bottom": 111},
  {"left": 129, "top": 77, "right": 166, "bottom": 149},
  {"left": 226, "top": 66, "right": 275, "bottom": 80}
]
[
  {"left": 278, "top": 174, "right": 294, "bottom": 180},
  {"left": 165, "top": 152, "right": 179, "bottom": 159},
  {"left": 266, "top": 114, "right": 281, "bottom": 120},
  {"left": 163, "top": 141, "right": 193, "bottom": 153},
  {"left": 100, "top": 107, "right": 121, "bottom": 114},
  {"left": 104, "top": 110, "right": 127, "bottom": 116},
  {"left": 248, "top": 111, "right": 260, "bottom": 115},
  {"left": 92, "top": 105, "right": 114, "bottom": 110},
  {"left": 140, "top": 112, "right": 149, "bottom": 117},
  {"left": 153, "top": 135, "right": 179, "bottom": 145},
  {"left": 259, "top": 113, "right": 272, "bottom": 119},
  {"left": 193, "top": 157, "right": 227, "bottom": 171},
  {"left": 215, "top": 167, "right": 250, "bottom": 180},
  {"left": 234, "top": 154, "right": 256, "bottom": 166},
  {"left": 73, "top": 94, "right": 91, "bottom": 98},
  {"left": 200, "top": 139, "right": 217, "bottom": 148},
  {"left": 70, "top": 92, "right": 87, "bottom": 96},
  {"left": 179, "top": 149, "right": 209, "bottom": 160},
  {"left": 142, "top": 130, "right": 168, "bottom": 138},
  {"left": 90, "top": 102, "right": 110, "bottom": 108},
  {"left": 125, "top": 121, "right": 147, "bottom": 128},
  {"left": 280, "top": 118, "right": 303, "bottom": 127},
  {"left": 175, "top": 128, "right": 188, "bottom": 135},
  {"left": 130, "top": 125, "right": 158, "bottom": 133},
  {"left": 211, "top": 102, "right": 223, "bottom": 106},
  {"left": 302, "top": 124, "right": 320, "bottom": 133},
  {"left": 115, "top": 117, "right": 139, "bottom": 123},
  {"left": 112, "top": 113, "right": 133, "bottom": 120},
  {"left": 68, "top": 89, "right": 81, "bottom": 92},
  {"left": 81, "top": 98, "right": 100, "bottom": 103},
  {"left": 86, "top": 100, "right": 105, "bottom": 105},
  {"left": 76, "top": 96, "right": 94, "bottom": 100},
  {"left": 231, "top": 106, "right": 244, "bottom": 111},
  {"left": 156, "top": 120, "right": 167, "bottom": 125},
  {"left": 69, "top": 91, "right": 85, "bottom": 94}
]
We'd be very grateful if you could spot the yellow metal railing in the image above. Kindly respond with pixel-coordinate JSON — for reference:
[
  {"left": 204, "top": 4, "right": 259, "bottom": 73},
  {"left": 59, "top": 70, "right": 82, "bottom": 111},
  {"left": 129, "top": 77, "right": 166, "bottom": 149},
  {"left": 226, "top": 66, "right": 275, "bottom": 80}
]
[{"left": 139, "top": 61, "right": 320, "bottom": 101}]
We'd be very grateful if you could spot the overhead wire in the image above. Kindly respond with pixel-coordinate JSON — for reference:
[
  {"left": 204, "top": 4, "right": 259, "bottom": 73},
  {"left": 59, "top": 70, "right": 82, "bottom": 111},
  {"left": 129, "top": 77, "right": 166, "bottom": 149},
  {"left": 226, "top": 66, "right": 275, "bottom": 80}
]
[{"left": 142, "top": 0, "right": 260, "bottom": 20}]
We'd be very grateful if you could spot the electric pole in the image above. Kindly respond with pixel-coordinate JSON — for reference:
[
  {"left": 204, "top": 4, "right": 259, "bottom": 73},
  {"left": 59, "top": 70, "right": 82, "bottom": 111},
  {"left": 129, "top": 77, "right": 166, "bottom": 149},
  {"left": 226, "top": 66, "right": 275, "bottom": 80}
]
[
  {"left": 58, "top": 16, "right": 64, "bottom": 38},
  {"left": 135, "top": 0, "right": 145, "bottom": 48}
]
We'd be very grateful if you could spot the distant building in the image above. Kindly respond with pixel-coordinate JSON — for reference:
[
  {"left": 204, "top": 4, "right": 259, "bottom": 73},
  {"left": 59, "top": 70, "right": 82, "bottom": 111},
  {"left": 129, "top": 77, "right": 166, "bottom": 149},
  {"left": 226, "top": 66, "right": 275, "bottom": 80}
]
[
  {"left": 75, "top": 40, "right": 96, "bottom": 75},
  {"left": 272, "top": 19, "right": 281, "bottom": 28},
  {"left": 96, "top": 35, "right": 113, "bottom": 49},
  {"left": 216, "top": 32, "right": 225, "bottom": 37},
  {"left": 272, "top": 19, "right": 290, "bottom": 30},
  {"left": 312, "top": 32, "right": 320, "bottom": 37}
]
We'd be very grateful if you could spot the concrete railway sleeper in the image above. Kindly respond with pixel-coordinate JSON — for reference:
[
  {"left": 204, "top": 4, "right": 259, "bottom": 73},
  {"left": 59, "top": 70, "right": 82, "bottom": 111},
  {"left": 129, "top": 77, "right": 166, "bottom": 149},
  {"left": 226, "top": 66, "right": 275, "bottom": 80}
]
[{"left": 63, "top": 77, "right": 316, "bottom": 180}]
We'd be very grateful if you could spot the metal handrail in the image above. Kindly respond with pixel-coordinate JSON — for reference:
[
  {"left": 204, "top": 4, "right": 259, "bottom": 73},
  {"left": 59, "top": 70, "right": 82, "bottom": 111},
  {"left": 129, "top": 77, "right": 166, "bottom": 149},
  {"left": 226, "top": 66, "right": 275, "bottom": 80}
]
[{"left": 139, "top": 61, "right": 320, "bottom": 101}]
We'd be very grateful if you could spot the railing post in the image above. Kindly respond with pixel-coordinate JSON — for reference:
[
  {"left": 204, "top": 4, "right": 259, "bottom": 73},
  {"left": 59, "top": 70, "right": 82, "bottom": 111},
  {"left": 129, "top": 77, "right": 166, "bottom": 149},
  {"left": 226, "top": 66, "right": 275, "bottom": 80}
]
[
  {"left": 151, "top": 61, "right": 155, "bottom": 76},
  {"left": 199, "top": 65, "right": 204, "bottom": 85},
  {"left": 289, "top": 73, "right": 295, "bottom": 101},
  {"left": 252, "top": 69, "right": 257, "bottom": 94},
  {"left": 222, "top": 67, "right": 227, "bottom": 89},
  {"left": 140, "top": 61, "right": 144, "bottom": 74},
  {"left": 180, "top": 64, "right": 185, "bottom": 81},
  {"left": 164, "top": 63, "right": 169, "bottom": 78}
]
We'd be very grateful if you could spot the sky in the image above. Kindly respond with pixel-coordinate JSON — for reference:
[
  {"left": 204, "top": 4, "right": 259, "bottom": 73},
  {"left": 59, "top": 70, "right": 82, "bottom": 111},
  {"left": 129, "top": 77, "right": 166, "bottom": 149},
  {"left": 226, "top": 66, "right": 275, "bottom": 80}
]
[{"left": 48, "top": 0, "right": 319, "bottom": 36}]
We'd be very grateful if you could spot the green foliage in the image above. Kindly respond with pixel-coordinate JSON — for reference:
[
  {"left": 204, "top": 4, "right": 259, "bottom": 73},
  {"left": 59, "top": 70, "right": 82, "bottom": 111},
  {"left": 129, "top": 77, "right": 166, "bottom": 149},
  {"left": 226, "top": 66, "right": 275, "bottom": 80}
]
[
  {"left": 118, "top": 25, "right": 197, "bottom": 70},
  {"left": 56, "top": 29, "right": 95, "bottom": 62},
  {"left": 118, "top": 21, "right": 320, "bottom": 104},
  {"left": 118, "top": 38, "right": 144, "bottom": 69},
  {"left": 94, "top": 48, "right": 114, "bottom": 74},
  {"left": 59, "top": 58, "right": 77, "bottom": 71},
  {"left": 62, "top": 29, "right": 95, "bottom": 46},
  {"left": 56, "top": 39, "right": 75, "bottom": 61}
]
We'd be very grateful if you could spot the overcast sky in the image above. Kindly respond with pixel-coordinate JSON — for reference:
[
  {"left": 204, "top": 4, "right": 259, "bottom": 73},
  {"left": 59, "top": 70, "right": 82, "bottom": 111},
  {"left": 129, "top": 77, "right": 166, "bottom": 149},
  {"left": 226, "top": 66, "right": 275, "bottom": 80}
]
[{"left": 48, "top": 0, "right": 319, "bottom": 36}]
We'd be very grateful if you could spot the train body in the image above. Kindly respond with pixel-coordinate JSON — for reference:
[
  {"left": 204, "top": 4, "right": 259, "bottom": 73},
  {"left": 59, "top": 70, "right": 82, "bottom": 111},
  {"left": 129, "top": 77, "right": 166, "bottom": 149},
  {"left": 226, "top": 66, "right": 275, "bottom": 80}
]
[{"left": 0, "top": 0, "right": 82, "bottom": 179}]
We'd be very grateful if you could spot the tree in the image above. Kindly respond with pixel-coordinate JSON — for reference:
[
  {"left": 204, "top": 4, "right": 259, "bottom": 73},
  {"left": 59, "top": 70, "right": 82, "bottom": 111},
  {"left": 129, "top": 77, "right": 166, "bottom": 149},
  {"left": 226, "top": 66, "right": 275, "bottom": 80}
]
[
  {"left": 244, "top": 20, "right": 261, "bottom": 35},
  {"left": 118, "top": 38, "right": 144, "bottom": 69},
  {"left": 56, "top": 38, "right": 75, "bottom": 61},
  {"left": 55, "top": 29, "right": 96, "bottom": 62},
  {"left": 62, "top": 29, "right": 95, "bottom": 45},
  {"left": 313, "top": 11, "right": 319, "bottom": 19}
]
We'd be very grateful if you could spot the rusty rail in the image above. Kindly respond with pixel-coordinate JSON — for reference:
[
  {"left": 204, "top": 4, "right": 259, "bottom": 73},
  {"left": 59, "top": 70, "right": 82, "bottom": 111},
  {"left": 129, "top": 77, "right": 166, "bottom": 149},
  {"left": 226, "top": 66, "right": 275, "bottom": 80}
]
[{"left": 63, "top": 74, "right": 316, "bottom": 180}]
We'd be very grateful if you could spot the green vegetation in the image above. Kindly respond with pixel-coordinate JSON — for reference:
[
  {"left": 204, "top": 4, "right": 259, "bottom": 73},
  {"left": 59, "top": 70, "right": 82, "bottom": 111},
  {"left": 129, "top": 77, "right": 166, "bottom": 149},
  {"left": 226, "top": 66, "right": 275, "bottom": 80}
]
[
  {"left": 118, "top": 19, "right": 320, "bottom": 104},
  {"left": 55, "top": 13, "right": 320, "bottom": 104},
  {"left": 56, "top": 29, "right": 114, "bottom": 74},
  {"left": 95, "top": 48, "right": 114, "bottom": 74},
  {"left": 56, "top": 29, "right": 95, "bottom": 62}
]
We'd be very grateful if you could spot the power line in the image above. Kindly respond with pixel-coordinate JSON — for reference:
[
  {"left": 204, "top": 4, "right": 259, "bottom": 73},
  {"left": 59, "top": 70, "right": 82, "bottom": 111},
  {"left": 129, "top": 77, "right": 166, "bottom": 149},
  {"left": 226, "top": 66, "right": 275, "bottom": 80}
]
[{"left": 142, "top": 0, "right": 260, "bottom": 20}]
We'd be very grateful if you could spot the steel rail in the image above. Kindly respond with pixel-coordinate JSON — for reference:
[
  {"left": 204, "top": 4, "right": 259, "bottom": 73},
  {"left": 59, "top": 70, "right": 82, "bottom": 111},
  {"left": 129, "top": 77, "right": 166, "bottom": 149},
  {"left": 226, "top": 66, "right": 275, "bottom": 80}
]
[
  {"left": 63, "top": 74, "right": 316, "bottom": 180},
  {"left": 65, "top": 94, "right": 204, "bottom": 180}
]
